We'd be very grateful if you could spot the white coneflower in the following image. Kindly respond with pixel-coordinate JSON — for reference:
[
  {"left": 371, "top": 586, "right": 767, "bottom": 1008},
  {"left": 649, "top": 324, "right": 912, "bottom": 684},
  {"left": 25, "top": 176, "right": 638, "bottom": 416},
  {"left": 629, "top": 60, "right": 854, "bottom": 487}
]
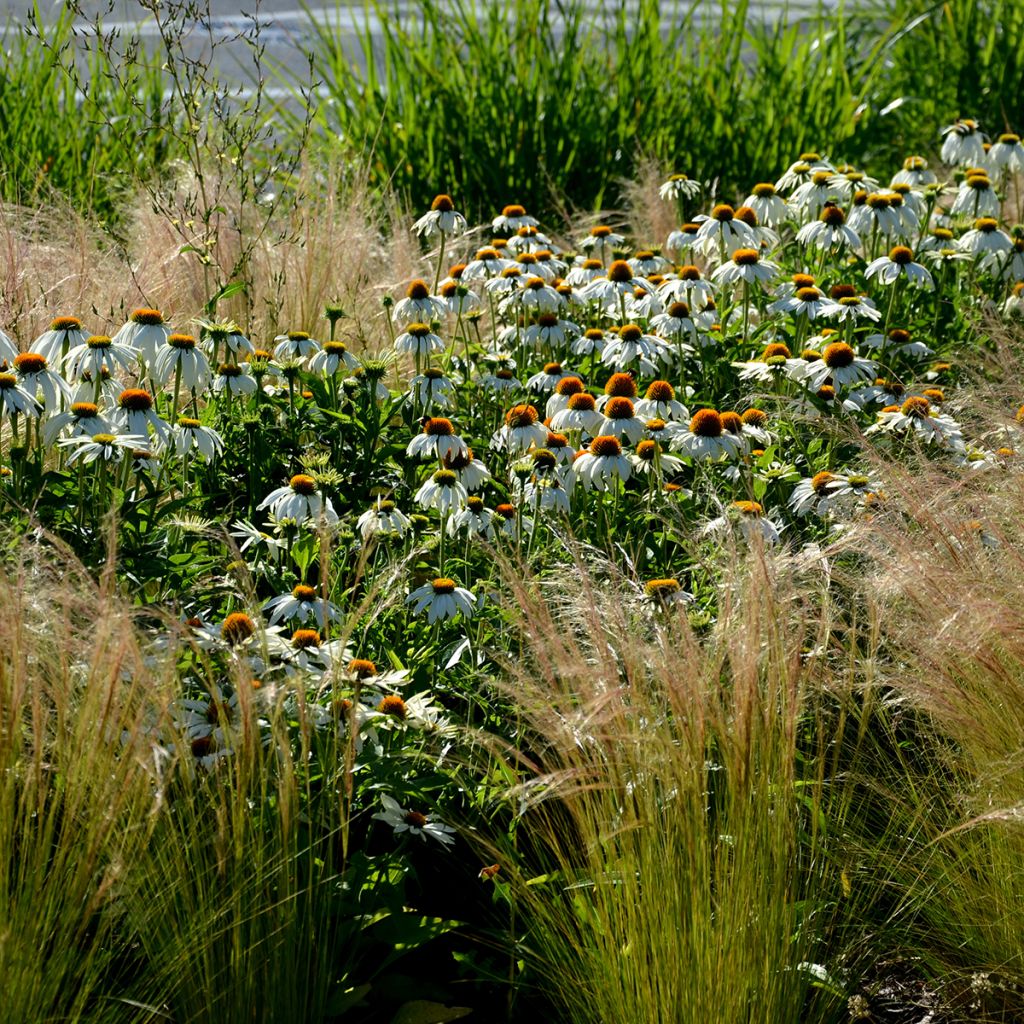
[
  {"left": 940, "top": 119, "right": 987, "bottom": 166},
  {"left": 258, "top": 474, "right": 339, "bottom": 527},
  {"left": 357, "top": 497, "right": 412, "bottom": 540},
  {"left": 860, "top": 328, "right": 931, "bottom": 358},
  {"left": 578, "top": 223, "right": 626, "bottom": 254},
  {"left": 199, "top": 320, "right": 254, "bottom": 362},
  {"left": 443, "top": 447, "right": 491, "bottom": 491},
  {"left": 273, "top": 330, "right": 320, "bottom": 364},
  {"left": 63, "top": 334, "right": 136, "bottom": 383},
  {"left": 505, "top": 225, "right": 556, "bottom": 255},
  {"left": 42, "top": 400, "right": 110, "bottom": 444},
  {"left": 634, "top": 380, "right": 689, "bottom": 422},
  {"left": 154, "top": 334, "right": 211, "bottom": 388},
  {"left": 796, "top": 204, "right": 861, "bottom": 251},
  {"left": 986, "top": 132, "right": 1024, "bottom": 174},
  {"left": 33, "top": 316, "right": 88, "bottom": 365},
  {"left": 847, "top": 191, "right": 903, "bottom": 238},
  {"left": 510, "top": 276, "right": 565, "bottom": 316},
  {"left": 711, "top": 247, "right": 780, "bottom": 288},
  {"left": 625, "top": 285, "right": 664, "bottom": 321},
  {"left": 630, "top": 438, "right": 684, "bottom": 477},
  {"left": 492, "top": 203, "right": 538, "bottom": 235},
  {"left": 601, "top": 324, "right": 668, "bottom": 373},
  {"left": 213, "top": 362, "right": 258, "bottom": 396},
  {"left": 0, "top": 372, "right": 41, "bottom": 419},
  {"left": 594, "top": 396, "right": 645, "bottom": 445},
  {"left": 570, "top": 327, "right": 608, "bottom": 358},
  {"left": 477, "top": 366, "right": 521, "bottom": 394},
  {"left": 580, "top": 259, "right": 645, "bottom": 308},
  {"left": 264, "top": 583, "right": 342, "bottom": 629},
  {"left": 826, "top": 167, "right": 880, "bottom": 199},
  {"left": 115, "top": 388, "right": 170, "bottom": 447},
  {"left": 572, "top": 435, "right": 632, "bottom": 491},
  {"left": 13, "top": 353, "right": 70, "bottom": 411},
  {"left": 629, "top": 249, "right": 672, "bottom": 276},
  {"left": 694, "top": 204, "right": 757, "bottom": 259},
  {"left": 461, "top": 247, "right": 514, "bottom": 281},
  {"left": 491, "top": 403, "right": 548, "bottom": 454},
  {"left": 958, "top": 217, "right": 1013, "bottom": 258},
  {"left": 866, "top": 395, "right": 963, "bottom": 449},
  {"left": 373, "top": 793, "right": 456, "bottom": 846},
  {"left": 112, "top": 308, "right": 171, "bottom": 365},
  {"left": 789, "top": 470, "right": 882, "bottom": 515},
  {"left": 526, "top": 361, "right": 574, "bottom": 393},
  {"left": 406, "top": 577, "right": 476, "bottom": 624},
  {"left": 59, "top": 431, "right": 144, "bottom": 464},
  {"left": 665, "top": 222, "right": 701, "bottom": 257},
  {"left": 412, "top": 194, "right": 467, "bottom": 237},
  {"left": 564, "top": 257, "right": 609, "bottom": 287},
  {"left": 394, "top": 323, "right": 445, "bottom": 359},
  {"left": 825, "top": 292, "right": 882, "bottom": 324},
  {"left": 438, "top": 279, "right": 481, "bottom": 316},
  {"left": 865, "top": 246, "right": 934, "bottom": 289},
  {"left": 309, "top": 340, "right": 359, "bottom": 376},
  {"left": 987, "top": 237, "right": 1024, "bottom": 281},
  {"left": 415, "top": 468, "right": 467, "bottom": 514},
  {"left": 657, "top": 265, "right": 714, "bottom": 309},
  {"left": 407, "top": 416, "right": 469, "bottom": 463},
  {"left": 788, "top": 169, "right": 842, "bottom": 219},
  {"left": 891, "top": 156, "right": 937, "bottom": 189},
  {"left": 742, "top": 182, "right": 790, "bottom": 227},
  {"left": 547, "top": 391, "right": 600, "bottom": 436},
  {"left": 408, "top": 368, "right": 456, "bottom": 410},
  {"left": 393, "top": 279, "right": 448, "bottom": 324},
  {"left": 776, "top": 154, "right": 833, "bottom": 194},
  {"left": 659, "top": 173, "right": 702, "bottom": 202},
  {"left": 522, "top": 312, "right": 580, "bottom": 351},
  {"left": 731, "top": 342, "right": 806, "bottom": 384},
  {"left": 769, "top": 286, "right": 832, "bottom": 320},
  {"left": 0, "top": 327, "right": 16, "bottom": 364},
  {"left": 800, "top": 342, "right": 876, "bottom": 392},
  {"left": 514, "top": 251, "right": 556, "bottom": 283},
  {"left": 447, "top": 495, "right": 496, "bottom": 540},
  {"left": 650, "top": 301, "right": 699, "bottom": 347},
  {"left": 171, "top": 417, "right": 224, "bottom": 461},
  {"left": 703, "top": 500, "right": 781, "bottom": 545},
  {"left": 671, "top": 408, "right": 743, "bottom": 461},
  {"left": 950, "top": 173, "right": 1000, "bottom": 218}
]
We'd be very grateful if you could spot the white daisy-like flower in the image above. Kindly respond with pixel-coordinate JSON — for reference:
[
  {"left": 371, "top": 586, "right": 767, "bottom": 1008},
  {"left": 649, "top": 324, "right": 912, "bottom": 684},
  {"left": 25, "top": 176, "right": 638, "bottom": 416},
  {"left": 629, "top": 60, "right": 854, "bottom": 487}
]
[
  {"left": 865, "top": 246, "right": 934, "bottom": 289},
  {"left": 670, "top": 409, "right": 743, "bottom": 461},
  {"left": 800, "top": 342, "right": 876, "bottom": 392},
  {"left": 572, "top": 435, "right": 632, "bottom": 491},
  {"left": 958, "top": 217, "right": 1013, "bottom": 258},
  {"left": 492, "top": 203, "right": 539, "bottom": 235},
  {"left": 581, "top": 260, "right": 647, "bottom": 308},
  {"left": 445, "top": 447, "right": 492, "bottom": 492},
  {"left": 42, "top": 400, "right": 111, "bottom": 445},
  {"left": 461, "top": 247, "right": 515, "bottom": 281},
  {"left": 258, "top": 474, "right": 339, "bottom": 527},
  {"left": 628, "top": 249, "right": 672, "bottom": 276},
  {"left": 373, "top": 793, "right": 456, "bottom": 847},
  {"left": 171, "top": 417, "right": 224, "bottom": 461},
  {"left": 393, "top": 280, "right": 449, "bottom": 325},
  {"left": 526, "top": 361, "right": 574, "bottom": 393},
  {"left": 950, "top": 173, "right": 1000, "bottom": 218},
  {"left": 769, "top": 286, "right": 833, "bottom": 320},
  {"left": 447, "top": 496, "right": 495, "bottom": 540},
  {"left": 115, "top": 388, "right": 171, "bottom": 448},
  {"left": 199, "top": 320, "right": 254, "bottom": 362},
  {"left": 578, "top": 224, "right": 626, "bottom": 253},
  {"left": 601, "top": 324, "right": 669, "bottom": 372},
  {"left": 522, "top": 313, "right": 580, "bottom": 352},
  {"left": 491, "top": 404, "right": 548, "bottom": 454},
  {"left": 940, "top": 118, "right": 987, "bottom": 167},
  {"left": 505, "top": 226, "right": 556, "bottom": 254},
  {"left": 795, "top": 205, "right": 861, "bottom": 251},
  {"left": 657, "top": 267, "right": 714, "bottom": 310},
  {"left": 788, "top": 170, "right": 842, "bottom": 219},
  {"left": 594, "top": 396, "right": 646, "bottom": 445},
  {"left": 153, "top": 333, "right": 211, "bottom": 389},
  {"left": 693, "top": 204, "right": 757, "bottom": 260},
  {"left": 776, "top": 154, "right": 833, "bottom": 194},
  {"left": 32, "top": 316, "right": 88, "bottom": 366},
  {"left": 860, "top": 328, "right": 932, "bottom": 358},
  {"left": 634, "top": 380, "right": 689, "bottom": 422},
  {"left": 407, "top": 417, "right": 469, "bottom": 463},
  {"left": 550, "top": 392, "right": 603, "bottom": 436},
  {"left": 703, "top": 500, "right": 781, "bottom": 545},
  {"left": 731, "top": 342, "right": 808, "bottom": 385},
  {"left": 13, "top": 353, "right": 71, "bottom": 411},
  {"left": 412, "top": 194, "right": 467, "bottom": 237},
  {"left": 213, "top": 363, "right": 259, "bottom": 396},
  {"left": 742, "top": 182, "right": 791, "bottom": 227},
  {"left": 510, "top": 276, "right": 565, "bottom": 315},
  {"left": 408, "top": 368, "right": 456, "bottom": 410},
  {"left": 309, "top": 340, "right": 360, "bottom": 376},
  {"left": 891, "top": 156, "right": 937, "bottom": 189},
  {"left": 230, "top": 520, "right": 286, "bottom": 564},
  {"left": 0, "top": 326, "right": 17, "bottom": 364},
  {"left": 59, "top": 430, "right": 145, "bottom": 464},
  {"left": 986, "top": 132, "right": 1024, "bottom": 174},
  {"left": 63, "top": 334, "right": 136, "bottom": 383},
  {"left": 263, "top": 583, "right": 342, "bottom": 628},
  {"left": 659, "top": 174, "right": 702, "bottom": 202},
  {"left": 406, "top": 577, "right": 476, "bottom": 624},
  {"left": 847, "top": 192, "right": 905, "bottom": 239},
  {"left": 865, "top": 395, "right": 964, "bottom": 449},
  {"left": 789, "top": 470, "right": 871, "bottom": 516},
  {"left": 826, "top": 294, "right": 882, "bottom": 324},
  {"left": 630, "top": 438, "right": 684, "bottom": 477},
  {"left": 0, "top": 372, "right": 42, "bottom": 419},
  {"left": 111, "top": 308, "right": 170, "bottom": 365},
  {"left": 415, "top": 468, "right": 467, "bottom": 514},
  {"left": 564, "top": 257, "right": 610, "bottom": 287},
  {"left": 273, "top": 330, "right": 321, "bottom": 364},
  {"left": 394, "top": 323, "right": 445, "bottom": 358},
  {"left": 357, "top": 497, "right": 412, "bottom": 540},
  {"left": 711, "top": 247, "right": 780, "bottom": 289}
]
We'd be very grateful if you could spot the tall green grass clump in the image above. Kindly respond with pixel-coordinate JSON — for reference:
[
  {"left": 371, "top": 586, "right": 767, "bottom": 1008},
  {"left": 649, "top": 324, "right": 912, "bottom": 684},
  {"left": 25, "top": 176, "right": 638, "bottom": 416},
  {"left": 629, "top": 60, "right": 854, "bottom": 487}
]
[
  {"left": 299, "top": 0, "right": 893, "bottom": 218},
  {"left": 0, "top": 7, "right": 171, "bottom": 221}
]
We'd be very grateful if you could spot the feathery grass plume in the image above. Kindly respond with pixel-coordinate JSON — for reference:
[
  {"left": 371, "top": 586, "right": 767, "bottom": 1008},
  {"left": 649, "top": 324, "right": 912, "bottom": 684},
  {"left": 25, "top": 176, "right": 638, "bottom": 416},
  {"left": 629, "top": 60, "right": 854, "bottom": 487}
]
[
  {"left": 481, "top": 546, "right": 874, "bottom": 1024},
  {"left": 0, "top": 538, "right": 170, "bottom": 1023}
]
